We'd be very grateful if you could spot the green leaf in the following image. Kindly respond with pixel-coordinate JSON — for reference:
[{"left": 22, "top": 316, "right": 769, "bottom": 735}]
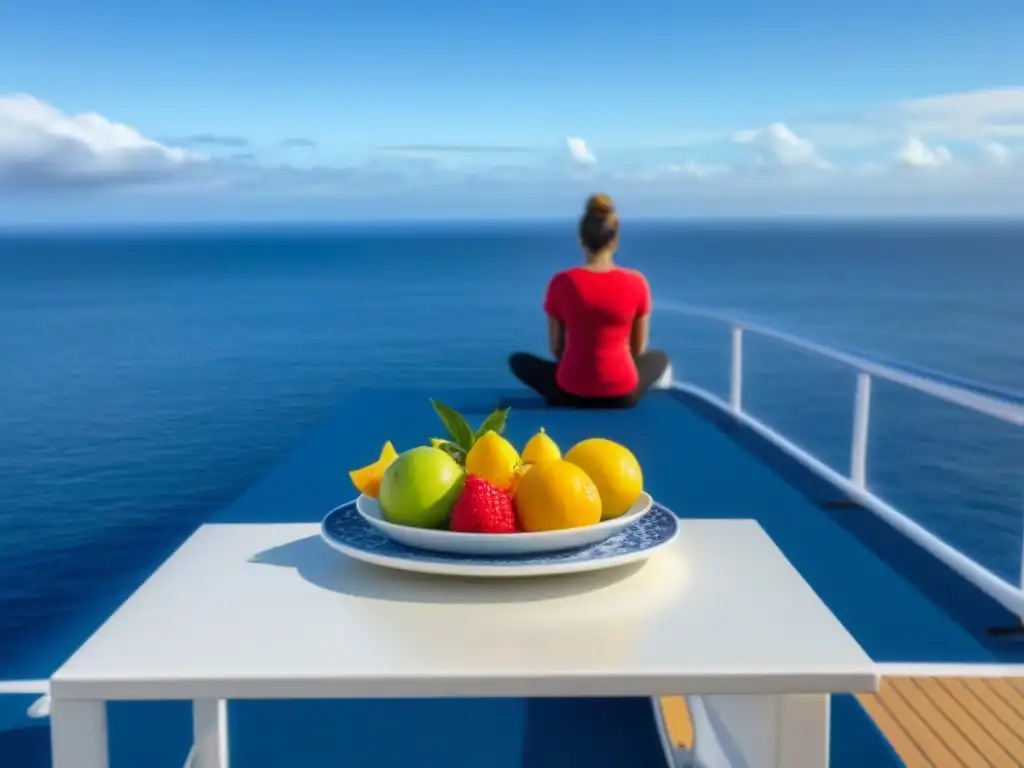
[
  {"left": 430, "top": 399, "right": 475, "bottom": 451},
  {"left": 432, "top": 439, "right": 467, "bottom": 464},
  {"left": 474, "top": 407, "right": 510, "bottom": 440}
]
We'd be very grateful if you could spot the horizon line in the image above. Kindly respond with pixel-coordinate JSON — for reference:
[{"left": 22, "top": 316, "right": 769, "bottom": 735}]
[{"left": 4, "top": 212, "right": 1024, "bottom": 234}]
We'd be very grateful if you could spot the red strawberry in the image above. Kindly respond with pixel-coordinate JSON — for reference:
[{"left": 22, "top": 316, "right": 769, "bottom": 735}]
[{"left": 450, "top": 474, "right": 521, "bottom": 534}]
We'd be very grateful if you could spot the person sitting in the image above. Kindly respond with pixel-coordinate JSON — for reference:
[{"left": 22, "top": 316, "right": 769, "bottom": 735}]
[{"left": 508, "top": 193, "right": 670, "bottom": 409}]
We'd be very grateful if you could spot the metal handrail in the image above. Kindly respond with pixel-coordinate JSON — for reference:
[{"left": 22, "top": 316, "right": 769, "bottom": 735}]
[
  {"left": 0, "top": 679, "right": 48, "bottom": 694},
  {"left": 0, "top": 680, "right": 51, "bottom": 719},
  {"left": 656, "top": 300, "right": 1024, "bottom": 619},
  {"left": 657, "top": 301, "right": 1024, "bottom": 426}
]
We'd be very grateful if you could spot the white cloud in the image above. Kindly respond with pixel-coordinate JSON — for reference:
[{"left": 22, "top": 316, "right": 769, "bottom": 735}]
[
  {"left": 895, "top": 88, "right": 1024, "bottom": 144},
  {"left": 0, "top": 93, "right": 200, "bottom": 187},
  {"left": 657, "top": 161, "right": 725, "bottom": 178},
  {"left": 616, "top": 161, "right": 726, "bottom": 181},
  {"left": 893, "top": 137, "right": 953, "bottom": 169},
  {"left": 979, "top": 140, "right": 1011, "bottom": 165},
  {"left": 798, "top": 86, "right": 1024, "bottom": 150},
  {"left": 898, "top": 87, "right": 1024, "bottom": 124},
  {"left": 566, "top": 137, "right": 596, "bottom": 164},
  {"left": 3, "top": 91, "right": 1024, "bottom": 220},
  {"left": 732, "top": 122, "right": 829, "bottom": 169}
]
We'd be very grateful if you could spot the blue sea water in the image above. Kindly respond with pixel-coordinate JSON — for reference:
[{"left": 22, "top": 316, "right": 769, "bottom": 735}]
[{"left": 0, "top": 220, "right": 1022, "bottom": 680}]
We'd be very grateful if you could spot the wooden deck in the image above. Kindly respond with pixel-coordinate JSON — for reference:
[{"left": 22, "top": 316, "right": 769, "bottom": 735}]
[
  {"left": 659, "top": 696, "right": 694, "bottom": 751},
  {"left": 659, "top": 677, "right": 1024, "bottom": 766},
  {"left": 856, "top": 677, "right": 1024, "bottom": 767}
]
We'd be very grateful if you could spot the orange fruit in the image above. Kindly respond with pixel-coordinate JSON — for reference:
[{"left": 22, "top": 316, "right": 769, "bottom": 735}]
[
  {"left": 564, "top": 438, "right": 642, "bottom": 520},
  {"left": 348, "top": 441, "right": 399, "bottom": 498},
  {"left": 513, "top": 459, "right": 602, "bottom": 532}
]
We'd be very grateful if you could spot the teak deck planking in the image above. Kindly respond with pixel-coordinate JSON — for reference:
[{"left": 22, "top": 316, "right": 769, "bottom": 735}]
[{"left": 659, "top": 677, "right": 1024, "bottom": 767}]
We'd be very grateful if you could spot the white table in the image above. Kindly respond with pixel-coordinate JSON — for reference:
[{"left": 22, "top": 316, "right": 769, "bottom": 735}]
[{"left": 49, "top": 519, "right": 877, "bottom": 768}]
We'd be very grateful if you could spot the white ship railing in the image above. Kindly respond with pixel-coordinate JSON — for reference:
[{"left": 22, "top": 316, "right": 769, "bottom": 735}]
[
  {"left": 0, "top": 679, "right": 51, "bottom": 719},
  {"left": 658, "top": 300, "right": 1024, "bottom": 620}
]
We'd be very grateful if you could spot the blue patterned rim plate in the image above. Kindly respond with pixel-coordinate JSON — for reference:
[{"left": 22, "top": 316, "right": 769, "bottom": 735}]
[
  {"left": 320, "top": 500, "right": 680, "bottom": 578},
  {"left": 354, "top": 491, "right": 653, "bottom": 556}
]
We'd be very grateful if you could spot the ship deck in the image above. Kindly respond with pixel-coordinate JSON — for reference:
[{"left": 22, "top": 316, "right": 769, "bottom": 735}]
[
  {"left": 2, "top": 385, "right": 1023, "bottom": 767},
  {"left": 663, "top": 675, "right": 1024, "bottom": 767}
]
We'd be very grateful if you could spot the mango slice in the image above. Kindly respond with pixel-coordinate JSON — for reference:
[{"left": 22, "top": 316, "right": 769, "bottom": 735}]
[{"left": 349, "top": 441, "right": 399, "bottom": 498}]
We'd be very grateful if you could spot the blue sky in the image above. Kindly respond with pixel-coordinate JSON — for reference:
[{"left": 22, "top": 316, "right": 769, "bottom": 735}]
[{"left": 2, "top": 0, "right": 1024, "bottom": 222}]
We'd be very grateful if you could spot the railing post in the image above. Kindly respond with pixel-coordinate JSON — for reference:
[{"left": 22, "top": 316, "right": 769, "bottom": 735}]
[
  {"left": 730, "top": 326, "right": 743, "bottom": 413},
  {"left": 850, "top": 373, "right": 872, "bottom": 488}
]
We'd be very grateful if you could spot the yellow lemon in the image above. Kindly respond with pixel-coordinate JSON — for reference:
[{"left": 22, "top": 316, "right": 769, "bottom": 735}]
[
  {"left": 348, "top": 441, "right": 399, "bottom": 499},
  {"left": 564, "top": 438, "right": 643, "bottom": 520},
  {"left": 465, "top": 430, "right": 520, "bottom": 491},
  {"left": 514, "top": 459, "right": 602, "bottom": 531},
  {"left": 520, "top": 427, "right": 561, "bottom": 464}
]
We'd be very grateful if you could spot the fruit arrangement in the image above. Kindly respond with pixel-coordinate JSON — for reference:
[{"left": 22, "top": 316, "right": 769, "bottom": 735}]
[{"left": 347, "top": 399, "right": 644, "bottom": 534}]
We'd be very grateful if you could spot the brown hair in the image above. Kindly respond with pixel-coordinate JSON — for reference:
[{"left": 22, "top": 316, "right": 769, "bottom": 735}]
[{"left": 578, "top": 193, "right": 619, "bottom": 254}]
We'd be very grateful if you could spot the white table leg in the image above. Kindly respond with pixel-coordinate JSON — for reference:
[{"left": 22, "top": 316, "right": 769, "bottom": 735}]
[
  {"left": 192, "top": 699, "right": 230, "bottom": 768},
  {"left": 50, "top": 699, "right": 109, "bottom": 768},
  {"left": 689, "top": 694, "right": 829, "bottom": 768}
]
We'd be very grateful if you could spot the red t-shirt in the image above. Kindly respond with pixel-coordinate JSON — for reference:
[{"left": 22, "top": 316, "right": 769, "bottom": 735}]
[{"left": 543, "top": 266, "right": 652, "bottom": 397}]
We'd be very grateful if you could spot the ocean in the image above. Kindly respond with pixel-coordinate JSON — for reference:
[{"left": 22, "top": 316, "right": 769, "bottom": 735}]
[{"left": 1, "top": 220, "right": 1022, "bottom": 679}]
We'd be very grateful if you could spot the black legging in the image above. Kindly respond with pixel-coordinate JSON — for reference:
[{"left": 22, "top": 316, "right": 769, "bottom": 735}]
[{"left": 508, "top": 350, "right": 670, "bottom": 409}]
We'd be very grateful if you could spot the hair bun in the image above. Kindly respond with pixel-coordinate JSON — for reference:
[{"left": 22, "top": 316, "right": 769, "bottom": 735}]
[{"left": 585, "top": 193, "right": 615, "bottom": 217}]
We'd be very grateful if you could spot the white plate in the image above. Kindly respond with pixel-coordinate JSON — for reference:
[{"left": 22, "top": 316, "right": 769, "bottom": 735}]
[
  {"left": 355, "top": 491, "right": 653, "bottom": 556},
  {"left": 320, "top": 500, "right": 680, "bottom": 578}
]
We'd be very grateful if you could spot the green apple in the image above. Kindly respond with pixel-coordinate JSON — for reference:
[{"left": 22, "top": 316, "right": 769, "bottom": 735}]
[{"left": 378, "top": 446, "right": 466, "bottom": 528}]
